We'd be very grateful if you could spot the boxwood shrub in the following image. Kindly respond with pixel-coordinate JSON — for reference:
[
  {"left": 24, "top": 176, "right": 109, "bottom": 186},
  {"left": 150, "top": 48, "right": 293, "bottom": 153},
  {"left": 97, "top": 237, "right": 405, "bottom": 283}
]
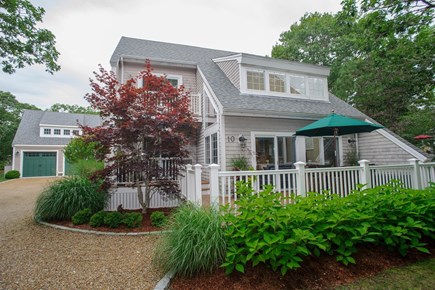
[
  {"left": 150, "top": 211, "right": 167, "bottom": 227},
  {"left": 5, "top": 170, "right": 20, "bottom": 179},
  {"left": 104, "top": 211, "right": 124, "bottom": 228},
  {"left": 90, "top": 211, "right": 107, "bottom": 227},
  {"left": 72, "top": 208, "right": 93, "bottom": 225},
  {"left": 123, "top": 212, "right": 143, "bottom": 228}
]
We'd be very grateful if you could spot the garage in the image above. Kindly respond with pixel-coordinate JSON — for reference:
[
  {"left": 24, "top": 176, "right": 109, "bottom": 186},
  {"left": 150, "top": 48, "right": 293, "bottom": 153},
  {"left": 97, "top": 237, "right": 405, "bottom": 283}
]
[{"left": 22, "top": 152, "right": 57, "bottom": 177}]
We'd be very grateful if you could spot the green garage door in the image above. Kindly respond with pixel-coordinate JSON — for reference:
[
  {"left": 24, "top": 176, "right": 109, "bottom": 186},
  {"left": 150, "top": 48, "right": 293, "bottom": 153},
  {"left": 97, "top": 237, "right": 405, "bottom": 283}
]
[
  {"left": 64, "top": 159, "right": 74, "bottom": 176},
  {"left": 22, "top": 152, "right": 57, "bottom": 177}
]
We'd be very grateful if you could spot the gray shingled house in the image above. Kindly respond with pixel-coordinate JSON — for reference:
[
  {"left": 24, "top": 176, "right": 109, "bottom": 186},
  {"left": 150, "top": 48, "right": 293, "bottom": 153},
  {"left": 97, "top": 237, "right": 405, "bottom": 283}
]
[
  {"left": 12, "top": 110, "right": 102, "bottom": 177},
  {"left": 11, "top": 38, "right": 429, "bottom": 178},
  {"left": 110, "top": 37, "right": 429, "bottom": 172}
]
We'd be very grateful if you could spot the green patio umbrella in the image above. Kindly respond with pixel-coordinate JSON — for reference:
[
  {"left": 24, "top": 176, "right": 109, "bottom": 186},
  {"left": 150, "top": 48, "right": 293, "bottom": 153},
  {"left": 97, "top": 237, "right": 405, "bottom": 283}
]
[{"left": 295, "top": 113, "right": 384, "bottom": 166}]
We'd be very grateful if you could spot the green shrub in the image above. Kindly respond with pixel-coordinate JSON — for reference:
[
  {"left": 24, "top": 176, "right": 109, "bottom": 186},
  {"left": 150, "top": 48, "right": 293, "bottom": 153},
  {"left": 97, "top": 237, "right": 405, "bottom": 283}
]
[
  {"left": 104, "top": 211, "right": 124, "bottom": 228},
  {"left": 230, "top": 155, "right": 249, "bottom": 171},
  {"left": 154, "top": 203, "right": 226, "bottom": 277},
  {"left": 150, "top": 211, "right": 167, "bottom": 227},
  {"left": 72, "top": 208, "right": 93, "bottom": 225},
  {"left": 123, "top": 212, "right": 143, "bottom": 228},
  {"left": 222, "top": 181, "right": 435, "bottom": 276},
  {"left": 70, "top": 159, "right": 104, "bottom": 178},
  {"left": 34, "top": 176, "right": 107, "bottom": 221},
  {"left": 90, "top": 211, "right": 107, "bottom": 227},
  {"left": 5, "top": 170, "right": 20, "bottom": 179}
]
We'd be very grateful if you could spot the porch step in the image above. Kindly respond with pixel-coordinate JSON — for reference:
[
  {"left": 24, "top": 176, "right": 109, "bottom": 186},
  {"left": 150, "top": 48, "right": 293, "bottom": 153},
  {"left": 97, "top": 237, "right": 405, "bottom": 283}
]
[{"left": 201, "top": 180, "right": 210, "bottom": 195}]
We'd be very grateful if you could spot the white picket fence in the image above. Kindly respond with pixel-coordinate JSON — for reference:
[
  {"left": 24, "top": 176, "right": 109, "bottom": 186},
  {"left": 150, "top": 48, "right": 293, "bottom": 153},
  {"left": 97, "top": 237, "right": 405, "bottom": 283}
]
[
  {"left": 106, "top": 187, "right": 181, "bottom": 211},
  {"left": 181, "top": 159, "right": 435, "bottom": 207}
]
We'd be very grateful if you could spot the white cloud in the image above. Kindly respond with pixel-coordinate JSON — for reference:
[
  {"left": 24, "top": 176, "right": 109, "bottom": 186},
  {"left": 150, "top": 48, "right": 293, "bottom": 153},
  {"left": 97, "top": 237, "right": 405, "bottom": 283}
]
[{"left": 1, "top": 0, "right": 341, "bottom": 109}]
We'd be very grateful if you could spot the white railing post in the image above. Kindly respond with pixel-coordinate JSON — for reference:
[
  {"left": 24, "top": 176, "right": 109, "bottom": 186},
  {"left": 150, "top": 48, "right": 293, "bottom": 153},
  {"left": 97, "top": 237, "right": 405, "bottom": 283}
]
[
  {"left": 409, "top": 158, "right": 422, "bottom": 190},
  {"left": 209, "top": 164, "right": 220, "bottom": 208},
  {"left": 294, "top": 161, "right": 306, "bottom": 197},
  {"left": 194, "top": 164, "right": 203, "bottom": 205},
  {"left": 185, "top": 164, "right": 193, "bottom": 202},
  {"left": 358, "top": 160, "right": 371, "bottom": 189}
]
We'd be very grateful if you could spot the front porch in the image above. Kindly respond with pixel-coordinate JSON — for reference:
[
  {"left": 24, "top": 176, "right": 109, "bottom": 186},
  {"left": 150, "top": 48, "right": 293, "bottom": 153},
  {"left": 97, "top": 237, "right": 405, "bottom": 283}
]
[{"left": 107, "top": 159, "right": 435, "bottom": 211}]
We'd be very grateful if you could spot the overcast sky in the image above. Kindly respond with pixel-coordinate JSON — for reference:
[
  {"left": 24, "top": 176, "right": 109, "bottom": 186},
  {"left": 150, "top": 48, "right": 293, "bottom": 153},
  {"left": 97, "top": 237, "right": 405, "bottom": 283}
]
[{"left": 1, "top": 0, "right": 342, "bottom": 109}]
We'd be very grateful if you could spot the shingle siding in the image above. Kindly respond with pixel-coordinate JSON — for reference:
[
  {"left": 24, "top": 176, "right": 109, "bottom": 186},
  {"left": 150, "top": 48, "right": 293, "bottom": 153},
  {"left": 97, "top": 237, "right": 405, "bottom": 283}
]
[
  {"left": 122, "top": 63, "right": 198, "bottom": 93},
  {"left": 215, "top": 60, "right": 240, "bottom": 90},
  {"left": 358, "top": 131, "right": 415, "bottom": 164},
  {"left": 224, "top": 116, "right": 311, "bottom": 170}
]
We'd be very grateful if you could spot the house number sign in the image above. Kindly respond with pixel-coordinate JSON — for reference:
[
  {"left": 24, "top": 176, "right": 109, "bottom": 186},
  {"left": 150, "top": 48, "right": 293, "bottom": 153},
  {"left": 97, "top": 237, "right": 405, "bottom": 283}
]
[{"left": 226, "top": 136, "right": 236, "bottom": 143}]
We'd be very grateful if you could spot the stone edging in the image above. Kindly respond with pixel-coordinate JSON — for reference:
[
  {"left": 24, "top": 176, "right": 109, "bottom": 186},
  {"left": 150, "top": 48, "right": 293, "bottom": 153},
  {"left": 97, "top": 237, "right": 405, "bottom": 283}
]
[
  {"left": 38, "top": 221, "right": 169, "bottom": 236},
  {"left": 154, "top": 269, "right": 176, "bottom": 290}
]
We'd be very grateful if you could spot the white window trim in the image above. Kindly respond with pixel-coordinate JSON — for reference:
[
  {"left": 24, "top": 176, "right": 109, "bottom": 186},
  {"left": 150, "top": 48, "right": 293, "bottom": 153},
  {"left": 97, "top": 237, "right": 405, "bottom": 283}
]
[
  {"left": 305, "top": 136, "right": 342, "bottom": 166},
  {"left": 204, "top": 132, "right": 219, "bottom": 165},
  {"left": 250, "top": 131, "right": 296, "bottom": 170},
  {"left": 240, "top": 66, "right": 328, "bottom": 101},
  {"left": 40, "top": 127, "right": 81, "bottom": 138},
  {"left": 138, "top": 73, "right": 183, "bottom": 88}
]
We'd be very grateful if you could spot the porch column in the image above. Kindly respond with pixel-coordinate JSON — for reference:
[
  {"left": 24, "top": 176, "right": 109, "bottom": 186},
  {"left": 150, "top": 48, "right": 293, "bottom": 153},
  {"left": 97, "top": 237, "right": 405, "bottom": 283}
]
[
  {"left": 409, "top": 158, "right": 422, "bottom": 190},
  {"left": 294, "top": 161, "right": 306, "bottom": 197},
  {"left": 358, "top": 160, "right": 371, "bottom": 189}
]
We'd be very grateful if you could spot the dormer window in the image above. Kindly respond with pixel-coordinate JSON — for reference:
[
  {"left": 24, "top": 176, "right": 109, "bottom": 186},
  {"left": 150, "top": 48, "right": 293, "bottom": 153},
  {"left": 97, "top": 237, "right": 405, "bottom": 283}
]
[
  {"left": 242, "top": 67, "right": 328, "bottom": 101},
  {"left": 289, "top": 75, "right": 305, "bottom": 95},
  {"left": 308, "top": 77, "right": 324, "bottom": 98},
  {"left": 40, "top": 127, "right": 81, "bottom": 137},
  {"left": 247, "top": 70, "right": 264, "bottom": 90},
  {"left": 269, "top": 73, "right": 285, "bottom": 93}
]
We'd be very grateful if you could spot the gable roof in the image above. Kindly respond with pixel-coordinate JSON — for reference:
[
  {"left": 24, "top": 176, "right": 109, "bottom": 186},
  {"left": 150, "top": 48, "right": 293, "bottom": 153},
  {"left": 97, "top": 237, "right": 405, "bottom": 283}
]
[
  {"left": 12, "top": 110, "right": 102, "bottom": 146},
  {"left": 111, "top": 37, "right": 365, "bottom": 119}
]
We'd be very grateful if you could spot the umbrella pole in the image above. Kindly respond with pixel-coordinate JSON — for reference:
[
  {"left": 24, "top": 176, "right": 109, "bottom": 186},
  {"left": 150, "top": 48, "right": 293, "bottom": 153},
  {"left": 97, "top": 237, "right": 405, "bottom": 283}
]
[{"left": 333, "top": 128, "right": 338, "bottom": 167}]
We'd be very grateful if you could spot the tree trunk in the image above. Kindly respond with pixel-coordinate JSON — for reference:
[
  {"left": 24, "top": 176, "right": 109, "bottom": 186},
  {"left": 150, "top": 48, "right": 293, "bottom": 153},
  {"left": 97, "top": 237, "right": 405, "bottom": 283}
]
[{"left": 136, "top": 179, "right": 146, "bottom": 213}]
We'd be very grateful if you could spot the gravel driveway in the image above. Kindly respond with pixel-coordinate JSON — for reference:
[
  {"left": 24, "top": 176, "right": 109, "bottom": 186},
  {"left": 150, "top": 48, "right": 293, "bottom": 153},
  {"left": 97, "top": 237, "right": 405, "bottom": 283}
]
[{"left": 0, "top": 178, "right": 164, "bottom": 289}]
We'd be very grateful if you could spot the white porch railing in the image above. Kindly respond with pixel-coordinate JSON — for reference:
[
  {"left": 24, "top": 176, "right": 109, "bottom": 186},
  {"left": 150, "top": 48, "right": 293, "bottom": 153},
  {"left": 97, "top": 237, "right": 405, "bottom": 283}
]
[
  {"left": 180, "top": 159, "right": 435, "bottom": 207},
  {"left": 189, "top": 94, "right": 202, "bottom": 116}
]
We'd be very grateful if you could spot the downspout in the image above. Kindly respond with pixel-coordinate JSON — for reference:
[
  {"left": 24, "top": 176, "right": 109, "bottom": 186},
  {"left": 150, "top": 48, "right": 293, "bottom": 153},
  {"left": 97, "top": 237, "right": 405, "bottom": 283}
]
[{"left": 120, "top": 56, "right": 124, "bottom": 84}]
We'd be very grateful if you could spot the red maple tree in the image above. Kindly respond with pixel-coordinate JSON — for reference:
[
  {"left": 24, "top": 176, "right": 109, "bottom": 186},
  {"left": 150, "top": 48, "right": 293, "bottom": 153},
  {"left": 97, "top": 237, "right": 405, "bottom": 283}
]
[{"left": 82, "top": 62, "right": 198, "bottom": 213}]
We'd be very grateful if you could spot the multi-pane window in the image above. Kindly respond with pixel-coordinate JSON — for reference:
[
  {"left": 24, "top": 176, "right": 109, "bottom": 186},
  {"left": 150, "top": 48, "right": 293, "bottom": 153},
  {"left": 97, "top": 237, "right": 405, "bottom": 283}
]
[
  {"left": 305, "top": 137, "right": 339, "bottom": 166},
  {"left": 308, "top": 77, "right": 324, "bottom": 98},
  {"left": 211, "top": 133, "right": 218, "bottom": 164},
  {"left": 247, "top": 71, "right": 265, "bottom": 90},
  {"left": 289, "top": 75, "right": 306, "bottom": 95},
  {"left": 43, "top": 128, "right": 51, "bottom": 135},
  {"left": 167, "top": 78, "right": 179, "bottom": 88},
  {"left": 205, "top": 136, "right": 211, "bottom": 164},
  {"left": 72, "top": 130, "right": 80, "bottom": 135},
  {"left": 63, "top": 129, "right": 70, "bottom": 136},
  {"left": 205, "top": 133, "right": 218, "bottom": 164},
  {"left": 54, "top": 129, "right": 61, "bottom": 135},
  {"left": 269, "top": 73, "right": 285, "bottom": 93}
]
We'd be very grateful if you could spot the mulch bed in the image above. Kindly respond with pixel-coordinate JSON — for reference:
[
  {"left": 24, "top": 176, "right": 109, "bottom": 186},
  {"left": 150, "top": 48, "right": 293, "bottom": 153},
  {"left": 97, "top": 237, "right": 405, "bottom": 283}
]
[
  {"left": 170, "top": 240, "right": 435, "bottom": 290},
  {"left": 51, "top": 208, "right": 174, "bottom": 233}
]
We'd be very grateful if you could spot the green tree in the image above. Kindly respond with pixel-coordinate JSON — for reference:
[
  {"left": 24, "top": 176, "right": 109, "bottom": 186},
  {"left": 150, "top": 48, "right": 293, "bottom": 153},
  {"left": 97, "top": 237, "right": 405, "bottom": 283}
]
[
  {"left": 0, "top": 91, "right": 39, "bottom": 166},
  {"left": 272, "top": 0, "right": 434, "bottom": 135},
  {"left": 0, "top": 0, "right": 60, "bottom": 74},
  {"left": 49, "top": 103, "right": 98, "bottom": 114},
  {"left": 63, "top": 137, "right": 102, "bottom": 163}
]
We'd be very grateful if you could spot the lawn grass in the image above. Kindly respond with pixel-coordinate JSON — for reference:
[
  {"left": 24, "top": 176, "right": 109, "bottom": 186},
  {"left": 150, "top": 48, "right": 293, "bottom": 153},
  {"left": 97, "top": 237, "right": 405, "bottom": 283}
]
[{"left": 337, "top": 258, "right": 435, "bottom": 290}]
